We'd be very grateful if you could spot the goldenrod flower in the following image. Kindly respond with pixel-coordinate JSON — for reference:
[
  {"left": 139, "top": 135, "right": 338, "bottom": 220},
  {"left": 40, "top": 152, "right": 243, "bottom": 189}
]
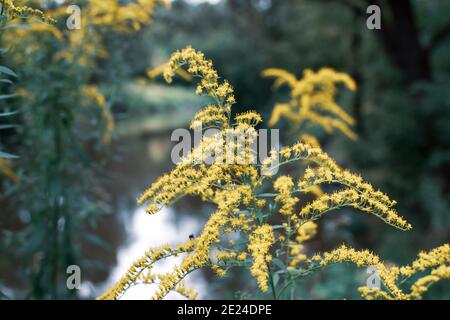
[
  {"left": 273, "top": 176, "right": 298, "bottom": 216},
  {"left": 2, "top": 0, "right": 55, "bottom": 23},
  {"left": 315, "top": 244, "right": 450, "bottom": 300},
  {"left": 263, "top": 67, "right": 357, "bottom": 141},
  {"left": 100, "top": 47, "right": 441, "bottom": 301},
  {"left": 248, "top": 225, "right": 275, "bottom": 292},
  {"left": 0, "top": 158, "right": 19, "bottom": 183},
  {"left": 163, "top": 46, "right": 236, "bottom": 107}
]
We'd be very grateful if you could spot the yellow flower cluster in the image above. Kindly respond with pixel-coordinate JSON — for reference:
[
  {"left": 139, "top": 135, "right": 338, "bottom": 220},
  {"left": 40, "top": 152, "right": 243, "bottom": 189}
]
[
  {"left": 163, "top": 46, "right": 236, "bottom": 106},
  {"left": 263, "top": 67, "right": 357, "bottom": 140},
  {"left": 248, "top": 225, "right": 275, "bottom": 292},
  {"left": 89, "top": 0, "right": 171, "bottom": 32},
  {"left": 295, "top": 149, "right": 409, "bottom": 230},
  {"left": 300, "top": 188, "right": 410, "bottom": 230},
  {"left": 408, "top": 265, "right": 450, "bottom": 299},
  {"left": 174, "top": 280, "right": 198, "bottom": 300},
  {"left": 147, "top": 62, "right": 193, "bottom": 82},
  {"left": 399, "top": 243, "right": 450, "bottom": 276},
  {"left": 313, "top": 243, "right": 450, "bottom": 300},
  {"left": 264, "top": 141, "right": 410, "bottom": 230},
  {"left": 0, "top": 158, "right": 19, "bottom": 182},
  {"left": 313, "top": 245, "right": 405, "bottom": 298},
  {"left": 150, "top": 209, "right": 230, "bottom": 299},
  {"left": 98, "top": 240, "right": 196, "bottom": 300},
  {"left": 235, "top": 111, "right": 262, "bottom": 127},
  {"left": 273, "top": 176, "right": 298, "bottom": 216},
  {"left": 289, "top": 221, "right": 317, "bottom": 267},
  {"left": 190, "top": 104, "right": 230, "bottom": 129},
  {"left": 138, "top": 53, "right": 261, "bottom": 214},
  {"left": 2, "top": 0, "right": 55, "bottom": 23}
]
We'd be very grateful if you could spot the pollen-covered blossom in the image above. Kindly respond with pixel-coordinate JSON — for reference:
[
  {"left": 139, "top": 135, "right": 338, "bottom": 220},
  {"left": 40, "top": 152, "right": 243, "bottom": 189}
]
[
  {"left": 174, "top": 280, "right": 198, "bottom": 300},
  {"left": 0, "top": 159, "right": 19, "bottom": 182},
  {"left": 273, "top": 176, "right": 298, "bottom": 216},
  {"left": 163, "top": 46, "right": 236, "bottom": 107},
  {"left": 190, "top": 104, "right": 230, "bottom": 129},
  {"left": 248, "top": 225, "right": 275, "bottom": 292},
  {"left": 289, "top": 221, "right": 317, "bottom": 267},
  {"left": 3, "top": 0, "right": 56, "bottom": 23},
  {"left": 313, "top": 245, "right": 405, "bottom": 299},
  {"left": 89, "top": 0, "right": 171, "bottom": 32},
  {"left": 262, "top": 67, "right": 357, "bottom": 140},
  {"left": 234, "top": 111, "right": 263, "bottom": 126},
  {"left": 295, "top": 148, "right": 410, "bottom": 230},
  {"left": 314, "top": 244, "right": 450, "bottom": 300},
  {"left": 237, "top": 252, "right": 248, "bottom": 261},
  {"left": 408, "top": 265, "right": 450, "bottom": 299},
  {"left": 300, "top": 188, "right": 410, "bottom": 230},
  {"left": 149, "top": 209, "right": 229, "bottom": 300},
  {"left": 399, "top": 243, "right": 450, "bottom": 276}
]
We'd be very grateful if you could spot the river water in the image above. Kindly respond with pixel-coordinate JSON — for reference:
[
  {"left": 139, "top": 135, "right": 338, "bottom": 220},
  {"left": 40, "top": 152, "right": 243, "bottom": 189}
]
[{"left": 92, "top": 206, "right": 208, "bottom": 299}]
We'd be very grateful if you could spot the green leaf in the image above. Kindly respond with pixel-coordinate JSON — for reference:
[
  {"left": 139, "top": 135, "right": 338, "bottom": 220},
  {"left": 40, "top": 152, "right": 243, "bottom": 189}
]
[
  {"left": 0, "top": 151, "right": 19, "bottom": 159},
  {"left": 0, "top": 66, "right": 17, "bottom": 78},
  {"left": 273, "top": 272, "right": 280, "bottom": 287},
  {"left": 0, "top": 93, "right": 17, "bottom": 100},
  {"left": 0, "top": 79, "right": 13, "bottom": 85},
  {"left": 0, "top": 124, "right": 18, "bottom": 130},
  {"left": 272, "top": 258, "right": 286, "bottom": 270}
]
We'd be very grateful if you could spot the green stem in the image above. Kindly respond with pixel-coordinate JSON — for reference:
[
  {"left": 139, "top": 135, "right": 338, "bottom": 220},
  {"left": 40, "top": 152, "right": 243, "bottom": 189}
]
[{"left": 267, "top": 264, "right": 277, "bottom": 300}]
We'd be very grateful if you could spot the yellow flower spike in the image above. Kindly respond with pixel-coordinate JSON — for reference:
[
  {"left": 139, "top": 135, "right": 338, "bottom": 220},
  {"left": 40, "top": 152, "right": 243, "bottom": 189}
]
[
  {"left": 147, "top": 63, "right": 193, "bottom": 82},
  {"left": 237, "top": 252, "right": 248, "bottom": 261},
  {"left": 407, "top": 266, "right": 449, "bottom": 300},
  {"left": 314, "top": 244, "right": 450, "bottom": 300},
  {"left": 3, "top": 0, "right": 56, "bottom": 23},
  {"left": 0, "top": 159, "right": 19, "bottom": 183},
  {"left": 163, "top": 46, "right": 235, "bottom": 107},
  {"left": 314, "top": 245, "right": 405, "bottom": 299},
  {"left": 263, "top": 67, "right": 357, "bottom": 141},
  {"left": 190, "top": 104, "right": 229, "bottom": 129},
  {"left": 89, "top": 0, "right": 168, "bottom": 32},
  {"left": 98, "top": 240, "right": 196, "bottom": 300},
  {"left": 175, "top": 280, "right": 198, "bottom": 300},
  {"left": 248, "top": 225, "right": 275, "bottom": 292},
  {"left": 400, "top": 243, "right": 450, "bottom": 277},
  {"left": 299, "top": 188, "right": 410, "bottom": 231},
  {"left": 273, "top": 176, "right": 298, "bottom": 216},
  {"left": 235, "top": 111, "right": 263, "bottom": 126}
]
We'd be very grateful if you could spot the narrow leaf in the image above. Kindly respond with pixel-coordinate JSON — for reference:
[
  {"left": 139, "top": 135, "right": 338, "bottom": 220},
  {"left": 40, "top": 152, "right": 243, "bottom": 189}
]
[
  {"left": 0, "top": 151, "right": 19, "bottom": 159},
  {"left": 0, "top": 66, "right": 17, "bottom": 78}
]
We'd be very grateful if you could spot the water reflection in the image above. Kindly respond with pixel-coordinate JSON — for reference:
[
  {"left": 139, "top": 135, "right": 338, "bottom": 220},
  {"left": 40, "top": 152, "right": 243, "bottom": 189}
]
[{"left": 96, "top": 206, "right": 208, "bottom": 299}]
